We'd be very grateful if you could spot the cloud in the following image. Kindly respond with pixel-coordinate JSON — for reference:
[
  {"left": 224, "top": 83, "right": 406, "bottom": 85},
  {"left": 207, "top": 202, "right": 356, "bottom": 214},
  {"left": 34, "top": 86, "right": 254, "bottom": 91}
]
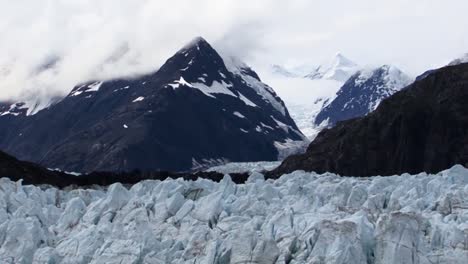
[
  {"left": 0, "top": 0, "right": 467, "bottom": 102},
  {"left": 214, "top": 21, "right": 267, "bottom": 60},
  {"left": 0, "top": 0, "right": 269, "bottom": 101}
]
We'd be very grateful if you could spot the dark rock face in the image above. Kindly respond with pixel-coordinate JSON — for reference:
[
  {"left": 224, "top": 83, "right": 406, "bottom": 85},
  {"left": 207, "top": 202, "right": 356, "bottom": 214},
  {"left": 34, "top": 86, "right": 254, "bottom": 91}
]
[
  {"left": 415, "top": 69, "right": 436, "bottom": 82},
  {"left": 0, "top": 149, "right": 71, "bottom": 187},
  {"left": 271, "top": 63, "right": 468, "bottom": 177},
  {"left": 415, "top": 53, "right": 468, "bottom": 82},
  {"left": 0, "top": 150, "right": 248, "bottom": 188},
  {"left": 0, "top": 37, "right": 303, "bottom": 173},
  {"left": 315, "top": 65, "right": 411, "bottom": 127}
]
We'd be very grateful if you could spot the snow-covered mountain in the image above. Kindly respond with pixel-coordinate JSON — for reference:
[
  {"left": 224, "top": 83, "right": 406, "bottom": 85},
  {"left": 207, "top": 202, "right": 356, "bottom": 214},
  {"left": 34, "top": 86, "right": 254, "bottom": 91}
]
[
  {"left": 0, "top": 37, "right": 305, "bottom": 172},
  {"left": 260, "top": 53, "right": 360, "bottom": 139},
  {"left": 258, "top": 73, "right": 342, "bottom": 140},
  {"left": 304, "top": 53, "right": 360, "bottom": 82},
  {"left": 275, "top": 63, "right": 468, "bottom": 177},
  {"left": 314, "top": 65, "right": 412, "bottom": 127},
  {"left": 0, "top": 163, "right": 467, "bottom": 263},
  {"left": 268, "top": 53, "right": 359, "bottom": 82}
]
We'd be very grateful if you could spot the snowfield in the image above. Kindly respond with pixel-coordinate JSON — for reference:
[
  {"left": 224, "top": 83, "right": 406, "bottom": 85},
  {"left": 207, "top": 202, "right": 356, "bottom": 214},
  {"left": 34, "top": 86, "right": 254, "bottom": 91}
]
[{"left": 0, "top": 165, "right": 467, "bottom": 263}]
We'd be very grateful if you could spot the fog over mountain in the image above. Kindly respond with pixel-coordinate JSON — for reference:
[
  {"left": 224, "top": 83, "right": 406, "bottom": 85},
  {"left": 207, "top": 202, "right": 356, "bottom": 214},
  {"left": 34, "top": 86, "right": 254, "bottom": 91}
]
[{"left": 1, "top": 0, "right": 468, "bottom": 103}]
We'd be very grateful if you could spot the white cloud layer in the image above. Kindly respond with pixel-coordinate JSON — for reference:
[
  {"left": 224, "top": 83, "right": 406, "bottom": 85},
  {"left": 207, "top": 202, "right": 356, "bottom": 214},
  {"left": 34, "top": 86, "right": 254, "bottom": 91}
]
[{"left": 1, "top": 0, "right": 467, "bottom": 102}]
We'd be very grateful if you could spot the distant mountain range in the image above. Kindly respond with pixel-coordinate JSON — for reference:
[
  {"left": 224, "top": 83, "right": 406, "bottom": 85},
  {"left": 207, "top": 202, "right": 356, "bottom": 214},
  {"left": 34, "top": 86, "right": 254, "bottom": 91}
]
[
  {"left": 271, "top": 62, "right": 468, "bottom": 177},
  {"left": 269, "top": 53, "right": 360, "bottom": 82},
  {"left": 0, "top": 37, "right": 305, "bottom": 173},
  {"left": 267, "top": 54, "right": 413, "bottom": 136},
  {"left": 314, "top": 65, "right": 413, "bottom": 127}
]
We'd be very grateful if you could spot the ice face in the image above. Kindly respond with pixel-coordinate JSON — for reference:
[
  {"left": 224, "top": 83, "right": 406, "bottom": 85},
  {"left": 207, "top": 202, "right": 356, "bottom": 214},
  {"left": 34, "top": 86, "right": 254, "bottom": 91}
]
[{"left": 0, "top": 165, "right": 467, "bottom": 263}]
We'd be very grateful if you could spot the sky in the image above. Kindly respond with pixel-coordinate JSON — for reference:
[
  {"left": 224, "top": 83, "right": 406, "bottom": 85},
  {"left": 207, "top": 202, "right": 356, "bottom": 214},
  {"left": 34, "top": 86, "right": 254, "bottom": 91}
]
[{"left": 1, "top": 0, "right": 468, "bottom": 102}]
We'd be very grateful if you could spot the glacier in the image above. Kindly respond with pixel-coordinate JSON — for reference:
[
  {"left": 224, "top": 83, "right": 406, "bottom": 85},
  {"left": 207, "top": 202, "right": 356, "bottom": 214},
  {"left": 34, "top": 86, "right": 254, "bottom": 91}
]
[{"left": 0, "top": 164, "right": 467, "bottom": 263}]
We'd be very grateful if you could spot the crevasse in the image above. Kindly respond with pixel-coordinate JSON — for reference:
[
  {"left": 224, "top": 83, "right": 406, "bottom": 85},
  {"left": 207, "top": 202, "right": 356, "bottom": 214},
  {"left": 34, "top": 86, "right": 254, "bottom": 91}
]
[{"left": 0, "top": 164, "right": 467, "bottom": 263}]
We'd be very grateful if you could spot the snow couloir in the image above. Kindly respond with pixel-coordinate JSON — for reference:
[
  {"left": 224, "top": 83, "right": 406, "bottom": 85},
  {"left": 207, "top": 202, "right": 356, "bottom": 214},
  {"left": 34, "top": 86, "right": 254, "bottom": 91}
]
[{"left": 0, "top": 164, "right": 467, "bottom": 263}]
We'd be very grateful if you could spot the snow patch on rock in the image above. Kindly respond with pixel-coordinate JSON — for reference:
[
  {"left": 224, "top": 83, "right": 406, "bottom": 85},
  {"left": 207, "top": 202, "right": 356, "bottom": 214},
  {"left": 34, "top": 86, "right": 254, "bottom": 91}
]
[
  {"left": 233, "top": 111, "right": 245, "bottom": 119},
  {"left": 222, "top": 55, "right": 287, "bottom": 116},
  {"left": 132, "top": 96, "right": 145, "bottom": 103}
]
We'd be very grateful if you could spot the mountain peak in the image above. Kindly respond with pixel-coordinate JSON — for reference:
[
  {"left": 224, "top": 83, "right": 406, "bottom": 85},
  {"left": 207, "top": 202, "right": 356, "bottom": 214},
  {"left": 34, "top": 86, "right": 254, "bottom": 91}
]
[
  {"left": 157, "top": 36, "right": 227, "bottom": 81},
  {"left": 0, "top": 36, "right": 304, "bottom": 173},
  {"left": 352, "top": 65, "right": 411, "bottom": 91},
  {"left": 174, "top": 36, "right": 218, "bottom": 61},
  {"left": 305, "top": 53, "right": 359, "bottom": 82},
  {"left": 331, "top": 53, "right": 357, "bottom": 68},
  {"left": 314, "top": 64, "right": 412, "bottom": 127},
  {"left": 181, "top": 36, "right": 210, "bottom": 51}
]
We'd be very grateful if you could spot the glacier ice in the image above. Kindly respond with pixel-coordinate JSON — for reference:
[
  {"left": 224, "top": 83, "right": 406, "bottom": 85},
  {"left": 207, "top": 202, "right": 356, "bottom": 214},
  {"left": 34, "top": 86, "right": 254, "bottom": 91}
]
[{"left": 0, "top": 165, "right": 467, "bottom": 263}]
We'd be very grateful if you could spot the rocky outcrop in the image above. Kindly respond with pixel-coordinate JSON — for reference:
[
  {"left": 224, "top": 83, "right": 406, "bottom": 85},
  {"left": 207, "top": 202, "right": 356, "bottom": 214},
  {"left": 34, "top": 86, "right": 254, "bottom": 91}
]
[
  {"left": 272, "top": 63, "right": 468, "bottom": 177},
  {"left": 0, "top": 150, "right": 248, "bottom": 188}
]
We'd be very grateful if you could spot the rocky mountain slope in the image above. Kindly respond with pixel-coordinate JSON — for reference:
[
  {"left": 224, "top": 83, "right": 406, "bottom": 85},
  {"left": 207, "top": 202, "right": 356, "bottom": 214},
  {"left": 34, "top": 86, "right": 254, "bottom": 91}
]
[
  {"left": 449, "top": 53, "right": 468, "bottom": 66},
  {"left": 272, "top": 63, "right": 468, "bottom": 176},
  {"left": 314, "top": 65, "right": 412, "bottom": 127},
  {"left": 416, "top": 52, "right": 468, "bottom": 82},
  {"left": 0, "top": 37, "right": 304, "bottom": 173},
  {"left": 0, "top": 149, "right": 251, "bottom": 187},
  {"left": 0, "top": 149, "right": 72, "bottom": 187}
]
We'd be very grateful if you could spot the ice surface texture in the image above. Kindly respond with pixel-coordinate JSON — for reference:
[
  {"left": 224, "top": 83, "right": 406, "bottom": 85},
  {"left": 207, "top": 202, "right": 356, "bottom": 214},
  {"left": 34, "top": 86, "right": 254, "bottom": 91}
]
[{"left": 0, "top": 165, "right": 467, "bottom": 263}]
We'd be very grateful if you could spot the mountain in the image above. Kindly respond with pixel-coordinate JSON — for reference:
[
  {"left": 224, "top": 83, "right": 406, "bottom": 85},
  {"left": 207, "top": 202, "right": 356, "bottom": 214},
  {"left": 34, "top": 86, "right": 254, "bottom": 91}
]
[
  {"left": 0, "top": 149, "right": 73, "bottom": 187},
  {"left": 415, "top": 53, "right": 468, "bottom": 81},
  {"left": 448, "top": 53, "right": 468, "bottom": 66},
  {"left": 0, "top": 102, "right": 29, "bottom": 117},
  {"left": 304, "top": 53, "right": 359, "bottom": 82},
  {"left": 262, "top": 54, "right": 358, "bottom": 139},
  {"left": 314, "top": 65, "right": 412, "bottom": 127},
  {"left": 0, "top": 37, "right": 304, "bottom": 173},
  {"left": 0, "top": 148, "right": 251, "bottom": 188},
  {"left": 270, "top": 63, "right": 468, "bottom": 177},
  {"left": 0, "top": 96, "right": 56, "bottom": 117}
]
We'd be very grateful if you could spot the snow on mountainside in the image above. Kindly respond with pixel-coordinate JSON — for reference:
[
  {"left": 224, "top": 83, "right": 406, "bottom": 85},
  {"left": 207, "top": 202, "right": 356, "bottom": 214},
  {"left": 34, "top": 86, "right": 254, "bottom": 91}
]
[
  {"left": 0, "top": 37, "right": 305, "bottom": 173},
  {"left": 221, "top": 55, "right": 288, "bottom": 116},
  {"left": 0, "top": 164, "right": 467, "bottom": 263},
  {"left": 305, "top": 53, "right": 360, "bottom": 82},
  {"left": 0, "top": 97, "right": 56, "bottom": 116},
  {"left": 0, "top": 102, "right": 28, "bottom": 116},
  {"left": 259, "top": 69, "right": 343, "bottom": 139},
  {"left": 315, "top": 65, "right": 412, "bottom": 127},
  {"left": 259, "top": 53, "right": 359, "bottom": 139}
]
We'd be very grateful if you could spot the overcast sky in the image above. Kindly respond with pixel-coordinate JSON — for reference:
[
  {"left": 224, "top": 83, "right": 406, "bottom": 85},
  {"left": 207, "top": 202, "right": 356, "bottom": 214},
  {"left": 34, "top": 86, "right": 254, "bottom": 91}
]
[{"left": 1, "top": 0, "right": 467, "bottom": 101}]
